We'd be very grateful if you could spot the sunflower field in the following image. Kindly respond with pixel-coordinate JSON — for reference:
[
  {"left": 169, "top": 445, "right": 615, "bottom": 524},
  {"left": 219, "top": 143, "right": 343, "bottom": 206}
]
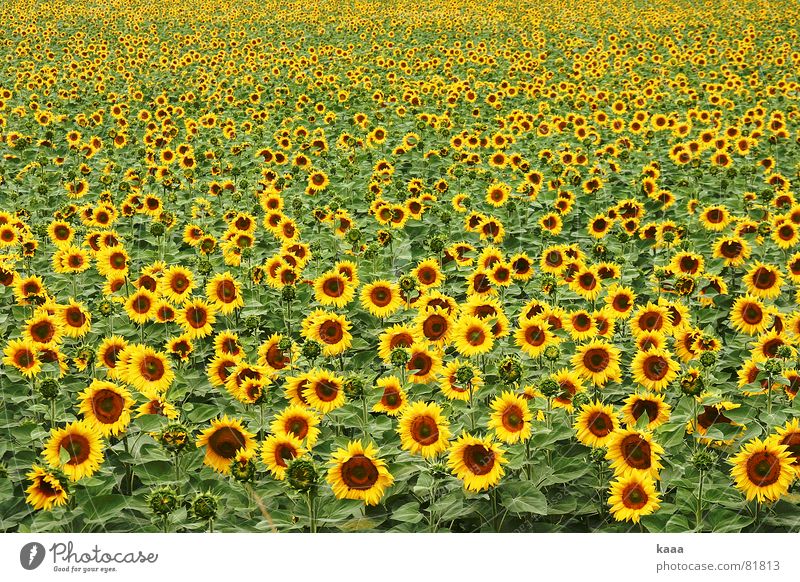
[{"left": 1, "top": 0, "right": 800, "bottom": 534}]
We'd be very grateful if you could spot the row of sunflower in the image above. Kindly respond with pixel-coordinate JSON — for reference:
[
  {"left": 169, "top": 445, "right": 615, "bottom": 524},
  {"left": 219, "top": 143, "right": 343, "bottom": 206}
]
[{"left": 1, "top": 0, "right": 800, "bottom": 532}]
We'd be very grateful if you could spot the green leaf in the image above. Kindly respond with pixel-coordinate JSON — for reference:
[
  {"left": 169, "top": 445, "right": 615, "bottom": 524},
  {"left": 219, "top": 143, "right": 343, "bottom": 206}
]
[
  {"left": 81, "top": 494, "right": 130, "bottom": 523},
  {"left": 391, "top": 501, "right": 424, "bottom": 524},
  {"left": 498, "top": 482, "right": 547, "bottom": 515},
  {"left": 706, "top": 508, "right": 755, "bottom": 532}
]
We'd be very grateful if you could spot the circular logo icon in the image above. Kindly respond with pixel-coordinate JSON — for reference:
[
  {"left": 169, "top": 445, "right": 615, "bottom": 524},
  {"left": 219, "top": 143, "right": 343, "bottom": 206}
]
[{"left": 20, "top": 542, "right": 46, "bottom": 570}]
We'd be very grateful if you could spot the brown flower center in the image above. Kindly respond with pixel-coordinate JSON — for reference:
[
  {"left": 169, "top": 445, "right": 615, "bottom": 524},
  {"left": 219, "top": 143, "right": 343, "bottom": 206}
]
[
  {"left": 340, "top": 454, "right": 379, "bottom": 490},
  {"left": 208, "top": 427, "right": 246, "bottom": 459},
  {"left": 745, "top": 451, "right": 782, "bottom": 487},
  {"left": 462, "top": 444, "right": 495, "bottom": 475},
  {"left": 91, "top": 389, "right": 125, "bottom": 424},
  {"left": 60, "top": 433, "right": 91, "bottom": 465},
  {"left": 410, "top": 415, "right": 440, "bottom": 445},
  {"left": 619, "top": 434, "right": 652, "bottom": 470}
]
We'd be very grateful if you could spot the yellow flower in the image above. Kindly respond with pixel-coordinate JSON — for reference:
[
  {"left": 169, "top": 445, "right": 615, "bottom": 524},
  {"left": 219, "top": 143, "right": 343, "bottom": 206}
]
[
  {"left": 488, "top": 391, "right": 532, "bottom": 444},
  {"left": 730, "top": 437, "right": 795, "bottom": 502},
  {"left": 327, "top": 440, "right": 393, "bottom": 505},
  {"left": 608, "top": 474, "right": 661, "bottom": 524},
  {"left": 261, "top": 434, "right": 306, "bottom": 480},
  {"left": 25, "top": 465, "right": 69, "bottom": 511},
  {"left": 397, "top": 401, "right": 451, "bottom": 458},
  {"left": 447, "top": 433, "right": 507, "bottom": 492},
  {"left": 43, "top": 421, "right": 105, "bottom": 481},
  {"left": 77, "top": 380, "right": 135, "bottom": 437},
  {"left": 196, "top": 416, "right": 257, "bottom": 474}
]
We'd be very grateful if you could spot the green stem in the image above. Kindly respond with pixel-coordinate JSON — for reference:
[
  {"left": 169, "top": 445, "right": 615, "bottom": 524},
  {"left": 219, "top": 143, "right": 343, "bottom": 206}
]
[
  {"left": 428, "top": 481, "right": 437, "bottom": 533},
  {"left": 695, "top": 470, "right": 704, "bottom": 531},
  {"left": 361, "top": 394, "right": 369, "bottom": 437},
  {"left": 468, "top": 381, "right": 476, "bottom": 431},
  {"left": 525, "top": 437, "right": 532, "bottom": 480},
  {"left": 307, "top": 491, "right": 317, "bottom": 533},
  {"left": 491, "top": 487, "right": 499, "bottom": 532}
]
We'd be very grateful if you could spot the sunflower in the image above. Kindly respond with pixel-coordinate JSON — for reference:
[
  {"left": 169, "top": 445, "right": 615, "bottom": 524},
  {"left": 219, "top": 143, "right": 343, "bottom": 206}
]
[
  {"left": 569, "top": 265, "right": 602, "bottom": 301},
  {"left": 603, "top": 284, "right": 636, "bottom": 320},
  {"left": 373, "top": 375, "right": 408, "bottom": 416},
  {"left": 712, "top": 236, "right": 751, "bottom": 267},
  {"left": 699, "top": 205, "right": 731, "bottom": 231},
  {"left": 751, "top": 330, "right": 789, "bottom": 360},
  {"left": 3, "top": 338, "right": 41, "bottom": 377},
  {"left": 271, "top": 405, "right": 321, "bottom": 448},
  {"left": 630, "top": 302, "right": 672, "bottom": 336},
  {"left": 621, "top": 392, "right": 671, "bottom": 429},
  {"left": 207, "top": 354, "right": 242, "bottom": 389},
  {"left": 572, "top": 340, "right": 622, "bottom": 387},
  {"left": 327, "top": 440, "right": 394, "bottom": 506},
  {"left": 730, "top": 437, "right": 795, "bottom": 502},
  {"left": 730, "top": 295, "right": 772, "bottom": 336},
  {"left": 25, "top": 465, "right": 69, "bottom": 511},
  {"left": 206, "top": 271, "right": 244, "bottom": 314},
  {"left": 631, "top": 348, "right": 680, "bottom": 392},
  {"left": 689, "top": 399, "right": 742, "bottom": 438},
  {"left": 307, "top": 170, "right": 330, "bottom": 193},
  {"left": 670, "top": 251, "right": 704, "bottom": 276},
  {"left": 176, "top": 298, "right": 217, "bottom": 339},
  {"left": 136, "top": 390, "right": 178, "bottom": 419},
  {"left": 605, "top": 428, "right": 664, "bottom": 479},
  {"left": 258, "top": 333, "right": 292, "bottom": 372},
  {"left": 773, "top": 221, "right": 799, "bottom": 250},
  {"left": 95, "top": 245, "right": 130, "bottom": 278},
  {"left": 159, "top": 265, "right": 195, "bottom": 304},
  {"left": 43, "top": 421, "right": 104, "bottom": 481},
  {"left": 213, "top": 330, "right": 244, "bottom": 359},
  {"left": 488, "top": 391, "right": 532, "bottom": 444},
  {"left": 283, "top": 373, "right": 312, "bottom": 407},
  {"left": 224, "top": 362, "right": 269, "bottom": 399},
  {"left": 550, "top": 368, "right": 585, "bottom": 411},
  {"left": 485, "top": 181, "right": 510, "bottom": 207},
  {"left": 314, "top": 270, "right": 355, "bottom": 308},
  {"left": 196, "top": 416, "right": 257, "bottom": 474},
  {"left": 120, "top": 345, "right": 174, "bottom": 393},
  {"left": 565, "top": 309, "right": 597, "bottom": 341},
  {"left": 439, "top": 359, "right": 483, "bottom": 401},
  {"left": 405, "top": 343, "right": 442, "bottom": 383},
  {"left": 14, "top": 275, "right": 47, "bottom": 305},
  {"left": 743, "top": 262, "right": 783, "bottom": 300},
  {"left": 515, "top": 316, "right": 555, "bottom": 358},
  {"left": 53, "top": 245, "right": 91, "bottom": 274},
  {"left": 608, "top": 474, "right": 661, "bottom": 524},
  {"left": 302, "top": 369, "right": 346, "bottom": 413},
  {"left": 540, "top": 245, "right": 567, "bottom": 274},
  {"left": 301, "top": 310, "right": 352, "bottom": 356},
  {"left": 261, "top": 434, "right": 306, "bottom": 480},
  {"left": 398, "top": 401, "right": 451, "bottom": 458},
  {"left": 377, "top": 324, "right": 419, "bottom": 362},
  {"left": 453, "top": 315, "right": 494, "bottom": 357},
  {"left": 411, "top": 258, "right": 444, "bottom": 289},
  {"left": 462, "top": 295, "right": 508, "bottom": 338},
  {"left": 58, "top": 299, "right": 91, "bottom": 338},
  {"left": 447, "top": 433, "right": 507, "bottom": 492},
  {"left": 124, "top": 288, "right": 156, "bottom": 324},
  {"left": 773, "top": 418, "right": 800, "bottom": 476},
  {"left": 96, "top": 335, "right": 127, "bottom": 377},
  {"left": 77, "top": 380, "right": 134, "bottom": 437},
  {"left": 574, "top": 401, "right": 619, "bottom": 447},
  {"left": 360, "top": 280, "right": 403, "bottom": 318},
  {"left": 415, "top": 306, "right": 454, "bottom": 345}
]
